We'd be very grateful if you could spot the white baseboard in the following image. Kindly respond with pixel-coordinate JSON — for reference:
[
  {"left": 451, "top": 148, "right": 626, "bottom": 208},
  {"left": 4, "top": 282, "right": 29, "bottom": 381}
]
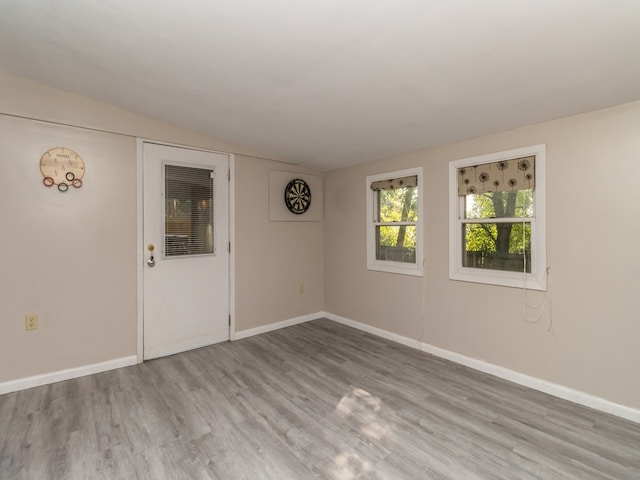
[
  {"left": 0, "top": 356, "right": 138, "bottom": 395},
  {"left": 234, "top": 312, "right": 320, "bottom": 340},
  {"left": 5, "top": 313, "right": 638, "bottom": 425},
  {"left": 323, "top": 312, "right": 640, "bottom": 425},
  {"left": 320, "top": 311, "right": 422, "bottom": 350}
]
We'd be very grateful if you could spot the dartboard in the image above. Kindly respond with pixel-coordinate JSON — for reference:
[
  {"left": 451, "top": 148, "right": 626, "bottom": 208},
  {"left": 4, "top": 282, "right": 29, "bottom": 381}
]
[{"left": 284, "top": 178, "right": 311, "bottom": 214}]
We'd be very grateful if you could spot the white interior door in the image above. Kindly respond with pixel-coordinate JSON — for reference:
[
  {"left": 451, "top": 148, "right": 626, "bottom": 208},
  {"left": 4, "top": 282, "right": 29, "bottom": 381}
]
[{"left": 143, "top": 142, "right": 229, "bottom": 360}]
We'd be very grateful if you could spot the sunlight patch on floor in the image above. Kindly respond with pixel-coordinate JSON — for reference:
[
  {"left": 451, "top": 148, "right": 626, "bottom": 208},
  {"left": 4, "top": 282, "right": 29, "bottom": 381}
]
[
  {"left": 335, "top": 386, "right": 388, "bottom": 440},
  {"left": 330, "top": 451, "right": 374, "bottom": 480},
  {"left": 330, "top": 386, "right": 393, "bottom": 479}
]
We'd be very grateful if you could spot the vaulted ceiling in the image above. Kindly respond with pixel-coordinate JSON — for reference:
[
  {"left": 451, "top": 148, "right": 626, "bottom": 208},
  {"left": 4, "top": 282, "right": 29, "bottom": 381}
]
[{"left": 1, "top": 0, "right": 639, "bottom": 171}]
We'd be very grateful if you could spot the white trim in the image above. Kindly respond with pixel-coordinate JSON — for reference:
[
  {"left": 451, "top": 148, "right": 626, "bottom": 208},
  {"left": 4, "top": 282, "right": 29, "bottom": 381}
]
[
  {"left": 0, "top": 356, "right": 138, "bottom": 395},
  {"left": 324, "top": 313, "right": 640, "bottom": 425},
  {"left": 136, "top": 140, "right": 144, "bottom": 361},
  {"left": 229, "top": 155, "right": 237, "bottom": 340},
  {"left": 136, "top": 139, "right": 236, "bottom": 356},
  {"left": 366, "top": 167, "right": 424, "bottom": 277},
  {"left": 448, "top": 145, "right": 547, "bottom": 290},
  {"left": 234, "top": 312, "right": 320, "bottom": 340},
  {"left": 5, "top": 311, "right": 639, "bottom": 425},
  {"left": 321, "top": 312, "right": 421, "bottom": 350}
]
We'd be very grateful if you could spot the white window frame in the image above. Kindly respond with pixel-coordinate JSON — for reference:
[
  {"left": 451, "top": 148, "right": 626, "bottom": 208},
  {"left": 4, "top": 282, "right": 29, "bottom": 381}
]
[
  {"left": 448, "top": 145, "right": 547, "bottom": 290},
  {"left": 366, "top": 167, "right": 423, "bottom": 276}
]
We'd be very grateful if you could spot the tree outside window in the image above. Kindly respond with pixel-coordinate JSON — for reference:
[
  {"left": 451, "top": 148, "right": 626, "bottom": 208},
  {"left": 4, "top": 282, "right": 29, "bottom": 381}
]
[
  {"left": 376, "top": 185, "right": 418, "bottom": 263},
  {"left": 449, "top": 145, "right": 546, "bottom": 290},
  {"left": 463, "top": 189, "right": 533, "bottom": 272},
  {"left": 367, "top": 167, "right": 423, "bottom": 276}
]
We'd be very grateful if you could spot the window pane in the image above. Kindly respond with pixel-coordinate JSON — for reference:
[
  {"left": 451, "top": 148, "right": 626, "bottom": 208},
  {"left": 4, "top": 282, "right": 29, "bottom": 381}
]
[
  {"left": 377, "top": 186, "right": 418, "bottom": 222},
  {"left": 165, "top": 165, "right": 214, "bottom": 257},
  {"left": 463, "top": 222, "right": 531, "bottom": 272},
  {"left": 465, "top": 189, "right": 533, "bottom": 219},
  {"left": 376, "top": 225, "right": 416, "bottom": 263}
]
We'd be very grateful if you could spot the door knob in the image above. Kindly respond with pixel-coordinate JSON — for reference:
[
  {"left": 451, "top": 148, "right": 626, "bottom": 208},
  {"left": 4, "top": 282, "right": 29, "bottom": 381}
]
[{"left": 147, "top": 244, "right": 155, "bottom": 267}]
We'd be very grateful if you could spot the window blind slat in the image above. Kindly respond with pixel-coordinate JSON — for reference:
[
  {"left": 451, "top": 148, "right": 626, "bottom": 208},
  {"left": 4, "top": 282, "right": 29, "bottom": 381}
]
[{"left": 164, "top": 164, "right": 215, "bottom": 257}]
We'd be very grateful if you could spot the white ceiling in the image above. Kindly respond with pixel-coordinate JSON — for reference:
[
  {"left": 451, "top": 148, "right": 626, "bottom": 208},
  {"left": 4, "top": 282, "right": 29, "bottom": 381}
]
[{"left": 1, "top": 1, "right": 639, "bottom": 171}]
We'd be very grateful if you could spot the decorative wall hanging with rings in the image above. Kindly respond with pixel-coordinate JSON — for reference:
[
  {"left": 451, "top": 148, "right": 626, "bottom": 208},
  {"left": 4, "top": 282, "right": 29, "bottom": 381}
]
[{"left": 40, "top": 147, "right": 85, "bottom": 192}]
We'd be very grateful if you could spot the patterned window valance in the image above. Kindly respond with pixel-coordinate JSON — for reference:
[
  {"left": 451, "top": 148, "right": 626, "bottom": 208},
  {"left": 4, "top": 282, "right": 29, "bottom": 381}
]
[
  {"left": 370, "top": 175, "right": 418, "bottom": 191},
  {"left": 457, "top": 156, "right": 535, "bottom": 196}
]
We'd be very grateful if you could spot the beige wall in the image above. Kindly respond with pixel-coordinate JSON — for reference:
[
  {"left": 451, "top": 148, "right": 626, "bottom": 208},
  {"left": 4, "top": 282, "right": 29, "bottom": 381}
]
[
  {"left": 324, "top": 100, "right": 640, "bottom": 410},
  {"left": 235, "top": 156, "right": 324, "bottom": 331},
  {"left": 0, "top": 115, "right": 137, "bottom": 381},
  {"left": 3, "top": 70, "right": 639, "bottom": 413},
  {"left": 0, "top": 73, "right": 264, "bottom": 157},
  {"left": 0, "top": 73, "right": 324, "bottom": 383}
]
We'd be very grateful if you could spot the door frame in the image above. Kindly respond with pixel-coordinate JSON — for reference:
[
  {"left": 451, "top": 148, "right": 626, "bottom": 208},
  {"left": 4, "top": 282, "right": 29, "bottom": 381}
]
[{"left": 136, "top": 139, "right": 236, "bottom": 363}]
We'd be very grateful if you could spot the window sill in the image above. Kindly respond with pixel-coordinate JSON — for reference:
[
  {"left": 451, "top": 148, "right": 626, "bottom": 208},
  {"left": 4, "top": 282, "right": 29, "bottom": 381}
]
[
  {"left": 368, "top": 261, "right": 424, "bottom": 277},
  {"left": 450, "top": 267, "right": 546, "bottom": 290}
]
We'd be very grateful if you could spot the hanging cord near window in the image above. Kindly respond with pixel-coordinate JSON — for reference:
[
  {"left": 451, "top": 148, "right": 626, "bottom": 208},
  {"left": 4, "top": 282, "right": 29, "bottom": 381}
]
[
  {"left": 418, "top": 258, "right": 427, "bottom": 342},
  {"left": 521, "top": 219, "right": 554, "bottom": 333}
]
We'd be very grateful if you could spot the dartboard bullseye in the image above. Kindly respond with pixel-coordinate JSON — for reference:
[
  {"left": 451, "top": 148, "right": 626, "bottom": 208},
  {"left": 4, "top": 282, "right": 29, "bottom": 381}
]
[{"left": 284, "top": 178, "right": 311, "bottom": 214}]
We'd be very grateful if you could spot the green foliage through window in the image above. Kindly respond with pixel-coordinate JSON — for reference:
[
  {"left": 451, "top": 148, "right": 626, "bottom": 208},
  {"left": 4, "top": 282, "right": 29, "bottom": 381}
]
[
  {"left": 463, "top": 190, "right": 533, "bottom": 272},
  {"left": 465, "top": 189, "right": 533, "bottom": 219},
  {"left": 376, "top": 186, "right": 418, "bottom": 262}
]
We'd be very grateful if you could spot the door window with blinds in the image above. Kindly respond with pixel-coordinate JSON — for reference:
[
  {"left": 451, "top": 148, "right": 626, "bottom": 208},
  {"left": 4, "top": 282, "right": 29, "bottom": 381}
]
[
  {"left": 366, "top": 167, "right": 423, "bottom": 276},
  {"left": 164, "top": 164, "right": 215, "bottom": 257},
  {"left": 449, "top": 145, "right": 547, "bottom": 290}
]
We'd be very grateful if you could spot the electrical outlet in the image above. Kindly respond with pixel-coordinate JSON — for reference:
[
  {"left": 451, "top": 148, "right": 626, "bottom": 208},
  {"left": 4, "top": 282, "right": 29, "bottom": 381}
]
[
  {"left": 25, "top": 313, "right": 38, "bottom": 331},
  {"left": 298, "top": 283, "right": 304, "bottom": 294}
]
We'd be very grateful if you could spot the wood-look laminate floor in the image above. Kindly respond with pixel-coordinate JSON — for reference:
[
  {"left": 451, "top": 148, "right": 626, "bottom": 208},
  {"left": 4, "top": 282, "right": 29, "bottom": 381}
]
[{"left": 1, "top": 319, "right": 639, "bottom": 480}]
